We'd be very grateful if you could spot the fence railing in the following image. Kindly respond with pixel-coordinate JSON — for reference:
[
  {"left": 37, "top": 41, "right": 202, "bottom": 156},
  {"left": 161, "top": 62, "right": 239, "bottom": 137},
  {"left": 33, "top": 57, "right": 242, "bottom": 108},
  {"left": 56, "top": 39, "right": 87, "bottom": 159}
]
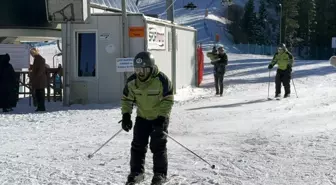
[
  {"left": 231, "top": 44, "right": 277, "bottom": 56},
  {"left": 201, "top": 43, "right": 335, "bottom": 60}
]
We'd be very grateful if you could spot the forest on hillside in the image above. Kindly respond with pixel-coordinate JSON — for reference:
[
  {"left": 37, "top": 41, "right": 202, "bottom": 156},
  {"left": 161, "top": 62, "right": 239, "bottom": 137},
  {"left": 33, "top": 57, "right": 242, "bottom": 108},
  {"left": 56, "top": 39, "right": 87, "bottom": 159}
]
[{"left": 226, "top": 0, "right": 336, "bottom": 59}]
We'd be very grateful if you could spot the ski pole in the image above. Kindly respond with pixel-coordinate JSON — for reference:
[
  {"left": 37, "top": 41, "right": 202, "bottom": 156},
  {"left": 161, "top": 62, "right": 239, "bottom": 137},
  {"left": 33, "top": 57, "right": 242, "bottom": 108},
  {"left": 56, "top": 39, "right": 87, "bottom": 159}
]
[
  {"left": 267, "top": 69, "right": 271, "bottom": 100},
  {"left": 163, "top": 131, "right": 216, "bottom": 169},
  {"left": 292, "top": 78, "right": 298, "bottom": 98},
  {"left": 88, "top": 122, "right": 122, "bottom": 159}
]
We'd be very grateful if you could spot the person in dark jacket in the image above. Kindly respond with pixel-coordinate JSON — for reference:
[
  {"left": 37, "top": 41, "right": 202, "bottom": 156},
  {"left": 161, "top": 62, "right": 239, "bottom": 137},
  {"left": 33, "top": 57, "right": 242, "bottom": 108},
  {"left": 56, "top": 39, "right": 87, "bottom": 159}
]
[
  {"left": 0, "top": 53, "right": 17, "bottom": 112},
  {"left": 206, "top": 46, "right": 228, "bottom": 96},
  {"left": 30, "top": 48, "right": 47, "bottom": 112}
]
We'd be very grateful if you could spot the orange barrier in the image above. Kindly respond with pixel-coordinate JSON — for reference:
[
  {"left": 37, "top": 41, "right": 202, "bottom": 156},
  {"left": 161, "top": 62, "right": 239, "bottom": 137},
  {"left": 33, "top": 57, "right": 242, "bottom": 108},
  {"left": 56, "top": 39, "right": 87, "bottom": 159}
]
[{"left": 215, "top": 33, "right": 220, "bottom": 43}]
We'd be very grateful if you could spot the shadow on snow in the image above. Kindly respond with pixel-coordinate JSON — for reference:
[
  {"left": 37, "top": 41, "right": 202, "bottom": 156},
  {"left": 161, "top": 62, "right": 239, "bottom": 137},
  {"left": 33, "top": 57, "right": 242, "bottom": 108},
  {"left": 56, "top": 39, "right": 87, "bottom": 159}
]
[{"left": 186, "top": 98, "right": 269, "bottom": 110}]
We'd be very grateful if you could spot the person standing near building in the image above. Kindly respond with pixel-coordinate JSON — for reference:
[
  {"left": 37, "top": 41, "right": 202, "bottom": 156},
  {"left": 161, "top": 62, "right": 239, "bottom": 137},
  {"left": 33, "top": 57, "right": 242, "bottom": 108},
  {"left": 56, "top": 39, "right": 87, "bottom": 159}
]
[
  {"left": 121, "top": 51, "right": 174, "bottom": 185},
  {"left": 206, "top": 45, "right": 228, "bottom": 96},
  {"left": 30, "top": 48, "right": 47, "bottom": 112},
  {"left": 0, "top": 53, "right": 17, "bottom": 112},
  {"left": 268, "top": 43, "right": 294, "bottom": 98}
]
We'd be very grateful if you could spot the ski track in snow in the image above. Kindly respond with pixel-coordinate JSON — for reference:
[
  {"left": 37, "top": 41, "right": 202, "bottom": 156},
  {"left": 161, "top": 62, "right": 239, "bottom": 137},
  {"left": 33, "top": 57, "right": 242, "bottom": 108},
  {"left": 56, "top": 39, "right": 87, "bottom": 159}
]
[{"left": 1, "top": 53, "right": 336, "bottom": 184}]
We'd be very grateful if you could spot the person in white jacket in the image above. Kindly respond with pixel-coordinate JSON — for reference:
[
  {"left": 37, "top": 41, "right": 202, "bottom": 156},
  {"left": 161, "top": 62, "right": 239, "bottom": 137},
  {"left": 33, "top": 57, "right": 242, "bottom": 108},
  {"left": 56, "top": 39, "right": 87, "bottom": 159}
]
[{"left": 330, "top": 56, "right": 336, "bottom": 68}]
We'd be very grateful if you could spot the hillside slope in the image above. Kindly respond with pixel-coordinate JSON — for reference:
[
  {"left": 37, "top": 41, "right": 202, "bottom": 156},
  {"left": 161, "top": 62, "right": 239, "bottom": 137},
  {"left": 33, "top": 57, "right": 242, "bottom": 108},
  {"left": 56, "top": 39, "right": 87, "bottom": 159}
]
[{"left": 138, "top": 0, "right": 239, "bottom": 52}]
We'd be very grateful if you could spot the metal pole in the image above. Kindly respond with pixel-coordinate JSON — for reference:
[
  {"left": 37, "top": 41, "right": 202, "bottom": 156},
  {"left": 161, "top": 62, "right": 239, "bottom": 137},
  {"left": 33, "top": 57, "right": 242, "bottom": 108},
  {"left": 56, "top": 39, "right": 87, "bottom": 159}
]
[
  {"left": 291, "top": 77, "right": 298, "bottom": 98},
  {"left": 166, "top": 0, "right": 174, "bottom": 21},
  {"left": 63, "top": 21, "right": 71, "bottom": 106},
  {"left": 163, "top": 131, "right": 215, "bottom": 169},
  {"left": 267, "top": 70, "right": 271, "bottom": 100},
  {"left": 166, "top": 0, "right": 177, "bottom": 93},
  {"left": 88, "top": 128, "right": 123, "bottom": 159},
  {"left": 279, "top": 4, "right": 282, "bottom": 44},
  {"left": 122, "top": 0, "right": 129, "bottom": 85}
]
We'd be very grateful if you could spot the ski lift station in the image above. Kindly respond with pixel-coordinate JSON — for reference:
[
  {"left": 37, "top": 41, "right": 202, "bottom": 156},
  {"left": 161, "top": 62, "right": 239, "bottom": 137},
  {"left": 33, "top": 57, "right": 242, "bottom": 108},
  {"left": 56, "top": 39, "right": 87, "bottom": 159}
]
[{"left": 0, "top": 0, "right": 198, "bottom": 106}]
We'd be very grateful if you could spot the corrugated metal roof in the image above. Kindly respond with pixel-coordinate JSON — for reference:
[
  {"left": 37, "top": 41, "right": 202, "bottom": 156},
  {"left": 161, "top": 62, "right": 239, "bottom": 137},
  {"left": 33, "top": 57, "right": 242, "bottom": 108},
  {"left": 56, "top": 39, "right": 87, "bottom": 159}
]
[{"left": 90, "top": 0, "right": 139, "bottom": 13}]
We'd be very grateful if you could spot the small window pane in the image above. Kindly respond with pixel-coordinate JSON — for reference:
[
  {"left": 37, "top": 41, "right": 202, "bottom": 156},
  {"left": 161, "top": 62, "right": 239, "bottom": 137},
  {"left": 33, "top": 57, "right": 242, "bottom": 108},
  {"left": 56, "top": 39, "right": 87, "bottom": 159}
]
[{"left": 77, "top": 33, "right": 96, "bottom": 77}]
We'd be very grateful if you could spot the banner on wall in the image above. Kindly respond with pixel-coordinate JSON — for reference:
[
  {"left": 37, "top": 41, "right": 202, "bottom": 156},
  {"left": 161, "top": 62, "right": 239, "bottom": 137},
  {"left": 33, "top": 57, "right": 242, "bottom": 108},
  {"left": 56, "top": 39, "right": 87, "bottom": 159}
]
[{"left": 147, "top": 24, "right": 165, "bottom": 50}]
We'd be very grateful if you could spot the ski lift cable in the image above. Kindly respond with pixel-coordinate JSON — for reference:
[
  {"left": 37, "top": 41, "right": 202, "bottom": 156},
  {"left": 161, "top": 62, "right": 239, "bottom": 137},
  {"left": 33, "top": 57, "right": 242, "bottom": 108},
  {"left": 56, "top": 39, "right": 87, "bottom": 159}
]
[
  {"left": 159, "top": 0, "right": 178, "bottom": 16},
  {"left": 206, "top": 0, "right": 216, "bottom": 9}
]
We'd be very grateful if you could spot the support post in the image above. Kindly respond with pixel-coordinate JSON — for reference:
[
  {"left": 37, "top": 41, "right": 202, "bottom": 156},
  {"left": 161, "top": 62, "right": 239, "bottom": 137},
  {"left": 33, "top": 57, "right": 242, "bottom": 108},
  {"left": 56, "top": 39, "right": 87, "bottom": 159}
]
[
  {"left": 279, "top": 4, "right": 282, "bottom": 44},
  {"left": 166, "top": 0, "right": 177, "bottom": 93},
  {"left": 122, "top": 0, "right": 129, "bottom": 84},
  {"left": 63, "top": 21, "right": 71, "bottom": 106}
]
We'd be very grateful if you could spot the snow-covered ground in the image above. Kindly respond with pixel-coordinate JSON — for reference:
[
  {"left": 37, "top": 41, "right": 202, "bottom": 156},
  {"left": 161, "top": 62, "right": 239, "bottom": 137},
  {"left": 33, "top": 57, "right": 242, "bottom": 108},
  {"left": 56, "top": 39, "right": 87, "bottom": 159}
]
[{"left": 1, "top": 53, "right": 336, "bottom": 184}]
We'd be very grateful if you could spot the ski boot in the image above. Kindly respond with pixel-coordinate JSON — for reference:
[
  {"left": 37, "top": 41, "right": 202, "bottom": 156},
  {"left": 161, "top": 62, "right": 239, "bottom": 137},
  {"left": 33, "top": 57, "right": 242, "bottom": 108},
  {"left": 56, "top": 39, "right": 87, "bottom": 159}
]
[
  {"left": 125, "top": 173, "right": 145, "bottom": 185},
  {"left": 275, "top": 94, "right": 281, "bottom": 98},
  {"left": 284, "top": 93, "right": 290, "bottom": 98},
  {"left": 151, "top": 173, "right": 167, "bottom": 185}
]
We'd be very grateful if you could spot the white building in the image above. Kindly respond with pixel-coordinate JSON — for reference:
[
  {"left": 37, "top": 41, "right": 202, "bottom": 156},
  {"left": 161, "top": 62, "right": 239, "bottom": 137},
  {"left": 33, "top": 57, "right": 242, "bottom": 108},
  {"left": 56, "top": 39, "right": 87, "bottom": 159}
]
[{"left": 64, "top": 14, "right": 197, "bottom": 104}]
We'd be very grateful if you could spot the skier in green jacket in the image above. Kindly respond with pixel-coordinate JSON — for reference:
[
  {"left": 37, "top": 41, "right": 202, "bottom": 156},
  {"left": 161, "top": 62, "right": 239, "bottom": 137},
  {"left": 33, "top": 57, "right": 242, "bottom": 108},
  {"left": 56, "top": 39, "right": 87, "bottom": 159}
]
[
  {"left": 268, "top": 43, "right": 294, "bottom": 98},
  {"left": 121, "top": 51, "right": 174, "bottom": 185}
]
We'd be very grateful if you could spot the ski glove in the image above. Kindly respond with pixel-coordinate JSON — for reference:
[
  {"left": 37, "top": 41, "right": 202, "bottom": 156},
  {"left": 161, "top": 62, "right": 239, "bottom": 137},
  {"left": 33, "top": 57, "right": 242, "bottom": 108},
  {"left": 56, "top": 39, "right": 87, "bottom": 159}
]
[
  {"left": 152, "top": 116, "right": 167, "bottom": 132},
  {"left": 268, "top": 64, "right": 273, "bottom": 69},
  {"left": 122, "top": 113, "right": 132, "bottom": 132}
]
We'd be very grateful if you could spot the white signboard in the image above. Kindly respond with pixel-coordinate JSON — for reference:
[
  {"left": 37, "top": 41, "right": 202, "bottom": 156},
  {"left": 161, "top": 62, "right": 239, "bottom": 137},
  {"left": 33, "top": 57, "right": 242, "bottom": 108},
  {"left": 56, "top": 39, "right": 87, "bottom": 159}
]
[
  {"left": 116, "top": 58, "right": 134, "bottom": 72},
  {"left": 0, "top": 44, "right": 30, "bottom": 71},
  {"left": 147, "top": 24, "right": 166, "bottom": 50},
  {"left": 332, "top": 37, "right": 336, "bottom": 48}
]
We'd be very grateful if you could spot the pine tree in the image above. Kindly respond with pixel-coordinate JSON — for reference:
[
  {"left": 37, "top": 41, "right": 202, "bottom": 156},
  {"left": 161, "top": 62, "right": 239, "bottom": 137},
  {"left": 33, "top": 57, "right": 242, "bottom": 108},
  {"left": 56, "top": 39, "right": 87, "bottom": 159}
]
[
  {"left": 312, "top": 0, "right": 328, "bottom": 47},
  {"left": 255, "top": 0, "right": 270, "bottom": 45},
  {"left": 281, "top": 0, "right": 300, "bottom": 48},
  {"left": 241, "top": 0, "right": 257, "bottom": 43},
  {"left": 297, "top": 0, "right": 316, "bottom": 56}
]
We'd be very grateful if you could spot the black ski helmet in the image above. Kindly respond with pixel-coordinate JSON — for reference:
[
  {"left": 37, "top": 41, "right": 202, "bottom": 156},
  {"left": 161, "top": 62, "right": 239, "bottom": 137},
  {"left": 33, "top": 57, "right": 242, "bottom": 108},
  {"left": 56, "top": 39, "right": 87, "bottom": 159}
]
[
  {"left": 212, "top": 46, "right": 217, "bottom": 54},
  {"left": 133, "top": 51, "right": 155, "bottom": 68}
]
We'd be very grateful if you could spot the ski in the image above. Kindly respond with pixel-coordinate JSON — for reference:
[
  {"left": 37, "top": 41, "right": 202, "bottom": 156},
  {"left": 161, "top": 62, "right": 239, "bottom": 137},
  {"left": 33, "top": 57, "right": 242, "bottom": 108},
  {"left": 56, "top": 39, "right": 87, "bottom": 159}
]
[
  {"left": 267, "top": 97, "right": 281, "bottom": 100},
  {"left": 125, "top": 175, "right": 178, "bottom": 185},
  {"left": 267, "top": 97, "right": 291, "bottom": 101},
  {"left": 125, "top": 174, "right": 145, "bottom": 185},
  {"left": 162, "top": 174, "right": 179, "bottom": 185}
]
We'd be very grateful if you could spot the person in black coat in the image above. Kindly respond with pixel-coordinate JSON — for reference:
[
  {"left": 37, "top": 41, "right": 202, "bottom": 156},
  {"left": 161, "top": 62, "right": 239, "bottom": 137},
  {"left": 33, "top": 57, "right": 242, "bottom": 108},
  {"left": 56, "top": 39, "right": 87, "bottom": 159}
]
[
  {"left": 0, "top": 53, "right": 17, "bottom": 112},
  {"left": 206, "top": 46, "right": 228, "bottom": 96}
]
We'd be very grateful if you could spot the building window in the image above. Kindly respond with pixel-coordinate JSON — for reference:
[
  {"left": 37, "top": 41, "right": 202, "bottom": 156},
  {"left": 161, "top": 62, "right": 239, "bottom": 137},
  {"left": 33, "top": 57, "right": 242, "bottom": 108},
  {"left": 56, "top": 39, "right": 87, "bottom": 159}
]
[{"left": 77, "top": 32, "right": 96, "bottom": 77}]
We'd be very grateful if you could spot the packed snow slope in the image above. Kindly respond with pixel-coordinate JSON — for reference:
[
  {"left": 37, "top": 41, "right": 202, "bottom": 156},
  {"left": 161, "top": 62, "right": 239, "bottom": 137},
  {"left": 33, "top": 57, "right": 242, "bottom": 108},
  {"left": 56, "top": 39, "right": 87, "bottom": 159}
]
[
  {"left": 1, "top": 54, "right": 336, "bottom": 184},
  {"left": 137, "top": 0, "right": 239, "bottom": 52}
]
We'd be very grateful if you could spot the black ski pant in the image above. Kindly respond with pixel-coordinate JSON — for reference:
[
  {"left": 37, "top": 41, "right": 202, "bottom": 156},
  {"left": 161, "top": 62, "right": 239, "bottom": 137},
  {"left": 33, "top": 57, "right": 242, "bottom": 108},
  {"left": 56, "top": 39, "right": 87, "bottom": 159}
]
[
  {"left": 275, "top": 69, "right": 291, "bottom": 95},
  {"left": 214, "top": 73, "right": 224, "bottom": 94},
  {"left": 130, "top": 116, "right": 169, "bottom": 176},
  {"left": 35, "top": 89, "right": 46, "bottom": 111}
]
